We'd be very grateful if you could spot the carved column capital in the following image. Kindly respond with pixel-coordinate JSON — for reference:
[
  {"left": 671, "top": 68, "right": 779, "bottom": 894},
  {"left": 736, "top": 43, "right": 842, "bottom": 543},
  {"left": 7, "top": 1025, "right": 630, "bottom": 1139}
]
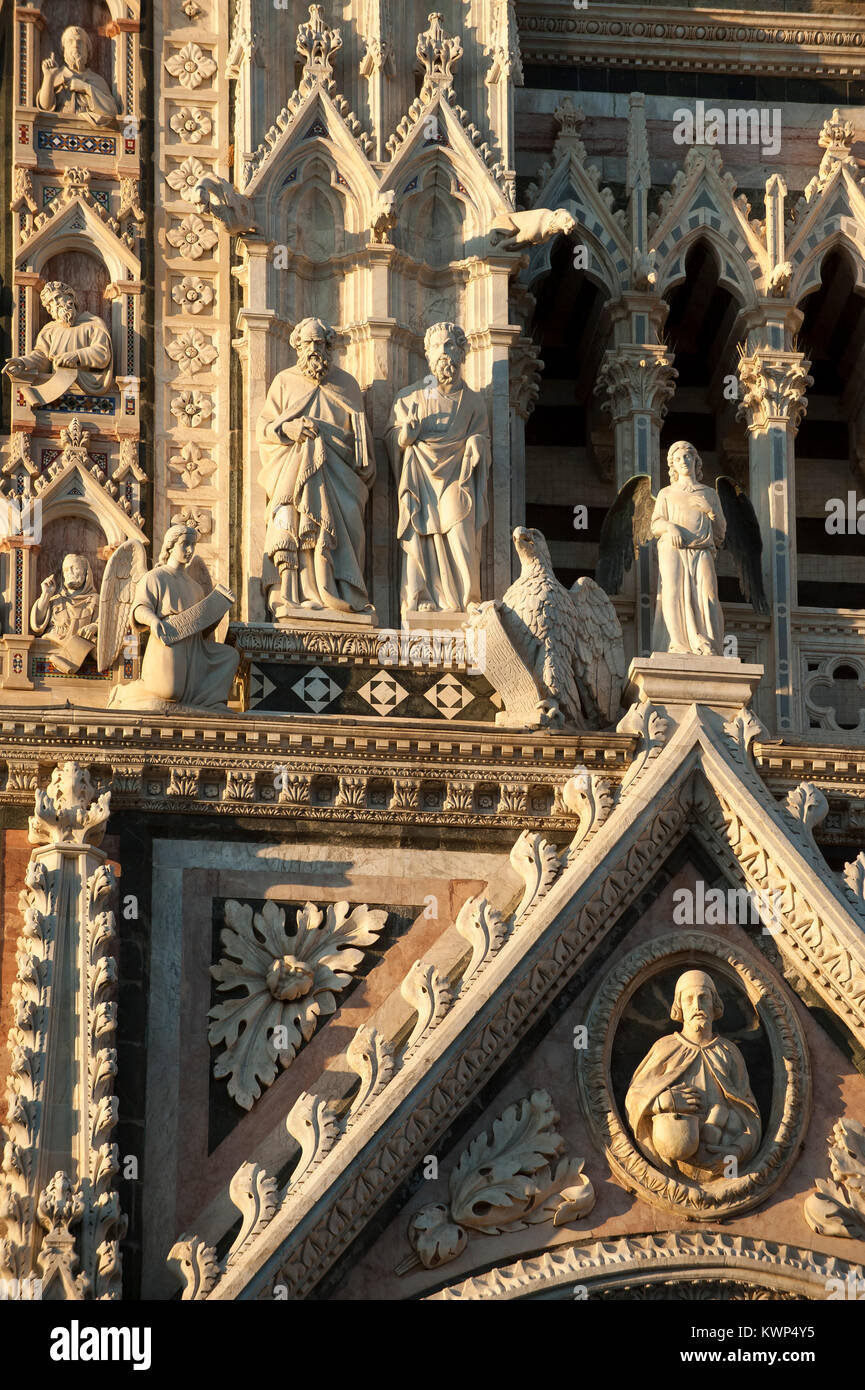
[
  {"left": 595, "top": 345, "right": 677, "bottom": 424},
  {"left": 509, "top": 337, "right": 544, "bottom": 420},
  {"left": 736, "top": 350, "right": 813, "bottom": 435},
  {"left": 28, "top": 760, "right": 111, "bottom": 849}
]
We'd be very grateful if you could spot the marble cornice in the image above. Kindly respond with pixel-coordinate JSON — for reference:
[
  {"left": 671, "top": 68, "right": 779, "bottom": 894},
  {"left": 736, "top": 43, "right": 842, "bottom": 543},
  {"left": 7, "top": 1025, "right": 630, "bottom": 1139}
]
[
  {"left": 516, "top": 3, "right": 865, "bottom": 78},
  {"left": 0, "top": 713, "right": 864, "bottom": 828},
  {"left": 0, "top": 709, "right": 635, "bottom": 830}
]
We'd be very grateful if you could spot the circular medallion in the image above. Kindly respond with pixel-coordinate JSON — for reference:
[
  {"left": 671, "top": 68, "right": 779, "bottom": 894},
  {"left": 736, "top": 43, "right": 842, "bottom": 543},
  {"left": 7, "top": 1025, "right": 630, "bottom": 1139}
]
[{"left": 577, "top": 932, "right": 811, "bottom": 1217}]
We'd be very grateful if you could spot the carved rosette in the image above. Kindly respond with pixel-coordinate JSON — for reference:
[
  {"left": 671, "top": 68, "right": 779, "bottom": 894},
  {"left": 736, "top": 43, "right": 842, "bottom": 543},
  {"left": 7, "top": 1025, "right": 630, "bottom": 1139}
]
[
  {"left": 208, "top": 899, "right": 388, "bottom": 1109},
  {"left": 0, "top": 762, "right": 124, "bottom": 1300},
  {"left": 737, "top": 351, "right": 812, "bottom": 434},
  {"left": 578, "top": 932, "right": 810, "bottom": 1218}
]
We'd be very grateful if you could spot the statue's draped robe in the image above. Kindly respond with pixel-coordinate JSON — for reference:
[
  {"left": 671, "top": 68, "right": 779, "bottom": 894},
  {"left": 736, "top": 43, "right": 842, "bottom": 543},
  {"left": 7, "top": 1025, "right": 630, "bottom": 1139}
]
[
  {"left": 132, "top": 566, "right": 238, "bottom": 708},
  {"left": 17, "top": 313, "right": 114, "bottom": 396},
  {"left": 651, "top": 482, "right": 726, "bottom": 654},
  {"left": 625, "top": 1032, "right": 761, "bottom": 1174},
  {"left": 256, "top": 365, "right": 375, "bottom": 612},
  {"left": 39, "top": 66, "right": 118, "bottom": 124},
  {"left": 387, "top": 382, "right": 490, "bottom": 613}
]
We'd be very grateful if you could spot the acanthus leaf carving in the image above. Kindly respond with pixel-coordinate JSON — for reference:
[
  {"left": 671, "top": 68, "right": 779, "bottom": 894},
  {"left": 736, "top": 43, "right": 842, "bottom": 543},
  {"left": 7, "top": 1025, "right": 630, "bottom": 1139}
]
[
  {"left": 29, "top": 762, "right": 110, "bottom": 849},
  {"left": 562, "top": 765, "right": 615, "bottom": 854},
  {"left": 455, "top": 893, "right": 507, "bottom": 984},
  {"left": 509, "top": 829, "right": 561, "bottom": 921},
  {"left": 804, "top": 1118, "right": 865, "bottom": 1240},
  {"left": 167, "top": 1233, "right": 220, "bottom": 1300},
  {"left": 396, "top": 1090, "right": 593, "bottom": 1273},
  {"left": 345, "top": 1024, "right": 396, "bottom": 1121}
]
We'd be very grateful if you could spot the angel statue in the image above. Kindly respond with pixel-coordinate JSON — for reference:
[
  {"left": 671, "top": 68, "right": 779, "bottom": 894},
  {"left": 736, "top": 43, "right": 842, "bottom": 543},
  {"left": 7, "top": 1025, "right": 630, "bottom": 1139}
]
[
  {"left": 471, "top": 526, "right": 626, "bottom": 729},
  {"left": 97, "top": 524, "right": 238, "bottom": 711},
  {"left": 596, "top": 441, "right": 768, "bottom": 656}
]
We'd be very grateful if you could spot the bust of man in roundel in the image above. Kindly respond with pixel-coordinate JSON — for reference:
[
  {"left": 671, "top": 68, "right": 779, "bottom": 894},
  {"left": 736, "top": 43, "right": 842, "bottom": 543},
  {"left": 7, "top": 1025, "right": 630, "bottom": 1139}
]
[{"left": 624, "top": 969, "right": 761, "bottom": 1181}]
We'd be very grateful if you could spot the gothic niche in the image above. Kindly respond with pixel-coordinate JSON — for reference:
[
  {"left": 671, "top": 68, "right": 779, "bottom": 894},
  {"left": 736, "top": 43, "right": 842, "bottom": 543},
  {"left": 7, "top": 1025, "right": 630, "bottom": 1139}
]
[{"left": 577, "top": 932, "right": 811, "bottom": 1218}]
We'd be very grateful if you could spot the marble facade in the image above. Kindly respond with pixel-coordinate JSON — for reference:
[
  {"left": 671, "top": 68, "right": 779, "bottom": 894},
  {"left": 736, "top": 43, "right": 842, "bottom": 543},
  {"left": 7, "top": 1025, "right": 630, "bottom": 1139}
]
[{"left": 2, "top": 0, "right": 865, "bottom": 1313}]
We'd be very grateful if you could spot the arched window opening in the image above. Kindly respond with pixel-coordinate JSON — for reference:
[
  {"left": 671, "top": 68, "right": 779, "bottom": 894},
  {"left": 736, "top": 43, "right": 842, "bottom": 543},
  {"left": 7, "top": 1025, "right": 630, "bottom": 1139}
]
[
  {"left": 796, "top": 247, "right": 865, "bottom": 609},
  {"left": 662, "top": 239, "right": 747, "bottom": 604},
  {"left": 524, "top": 236, "right": 611, "bottom": 586}
]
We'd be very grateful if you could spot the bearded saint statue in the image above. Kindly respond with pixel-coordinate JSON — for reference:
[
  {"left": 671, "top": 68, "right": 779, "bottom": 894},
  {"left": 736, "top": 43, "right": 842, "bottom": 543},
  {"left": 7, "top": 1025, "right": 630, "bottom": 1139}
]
[
  {"left": 255, "top": 318, "right": 376, "bottom": 620},
  {"left": 386, "top": 321, "right": 490, "bottom": 619},
  {"left": 2, "top": 280, "right": 113, "bottom": 407}
]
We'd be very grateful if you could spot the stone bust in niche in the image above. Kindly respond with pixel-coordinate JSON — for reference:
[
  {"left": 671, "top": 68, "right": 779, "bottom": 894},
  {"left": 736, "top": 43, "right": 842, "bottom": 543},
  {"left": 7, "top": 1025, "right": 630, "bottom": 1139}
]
[
  {"left": 624, "top": 969, "right": 761, "bottom": 1179},
  {"left": 37, "top": 25, "right": 120, "bottom": 127}
]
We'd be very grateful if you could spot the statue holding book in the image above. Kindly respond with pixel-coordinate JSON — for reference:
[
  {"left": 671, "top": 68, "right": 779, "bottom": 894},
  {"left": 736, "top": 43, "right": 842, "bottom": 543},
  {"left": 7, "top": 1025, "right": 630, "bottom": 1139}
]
[{"left": 97, "top": 523, "right": 238, "bottom": 711}]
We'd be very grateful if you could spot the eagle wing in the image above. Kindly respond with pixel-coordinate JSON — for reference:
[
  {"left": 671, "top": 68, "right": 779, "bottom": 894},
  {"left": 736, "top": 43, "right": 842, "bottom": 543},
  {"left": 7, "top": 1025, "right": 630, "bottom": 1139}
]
[
  {"left": 569, "top": 576, "right": 627, "bottom": 725},
  {"left": 596, "top": 473, "right": 656, "bottom": 595},
  {"left": 717, "top": 476, "right": 769, "bottom": 614},
  {"left": 96, "top": 538, "right": 148, "bottom": 671},
  {"left": 501, "top": 571, "right": 585, "bottom": 726}
]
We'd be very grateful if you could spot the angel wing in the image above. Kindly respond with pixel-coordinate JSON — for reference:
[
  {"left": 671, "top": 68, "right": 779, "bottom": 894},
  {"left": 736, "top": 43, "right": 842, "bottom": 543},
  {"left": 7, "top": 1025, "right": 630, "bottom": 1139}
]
[
  {"left": 595, "top": 473, "right": 656, "bottom": 595},
  {"left": 569, "top": 576, "right": 627, "bottom": 726},
  {"left": 96, "top": 538, "right": 148, "bottom": 671},
  {"left": 716, "top": 476, "right": 769, "bottom": 614}
]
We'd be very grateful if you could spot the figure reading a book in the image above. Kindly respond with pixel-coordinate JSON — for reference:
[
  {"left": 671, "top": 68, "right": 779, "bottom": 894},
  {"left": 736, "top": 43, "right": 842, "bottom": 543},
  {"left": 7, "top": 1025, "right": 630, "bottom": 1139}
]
[
  {"left": 97, "top": 524, "right": 238, "bottom": 711},
  {"left": 625, "top": 969, "right": 762, "bottom": 1181},
  {"left": 31, "top": 552, "right": 99, "bottom": 673},
  {"left": 256, "top": 317, "right": 376, "bottom": 620}
]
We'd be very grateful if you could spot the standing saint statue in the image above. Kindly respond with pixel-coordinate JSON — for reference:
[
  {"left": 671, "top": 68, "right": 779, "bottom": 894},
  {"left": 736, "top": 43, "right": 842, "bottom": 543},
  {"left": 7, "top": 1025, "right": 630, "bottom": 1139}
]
[
  {"left": 98, "top": 524, "right": 238, "bottom": 711},
  {"left": 650, "top": 441, "right": 726, "bottom": 655},
  {"left": 2, "top": 280, "right": 114, "bottom": 406},
  {"left": 625, "top": 969, "right": 762, "bottom": 1180},
  {"left": 36, "top": 25, "right": 119, "bottom": 126},
  {"left": 387, "top": 322, "right": 490, "bottom": 618},
  {"left": 255, "top": 318, "right": 376, "bottom": 620}
]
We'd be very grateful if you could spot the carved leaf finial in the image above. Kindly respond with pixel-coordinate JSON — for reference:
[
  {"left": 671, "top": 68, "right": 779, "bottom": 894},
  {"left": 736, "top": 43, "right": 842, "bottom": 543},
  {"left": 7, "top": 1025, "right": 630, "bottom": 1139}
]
[
  {"left": 400, "top": 959, "right": 455, "bottom": 1054},
  {"left": 167, "top": 1233, "right": 220, "bottom": 1300}
]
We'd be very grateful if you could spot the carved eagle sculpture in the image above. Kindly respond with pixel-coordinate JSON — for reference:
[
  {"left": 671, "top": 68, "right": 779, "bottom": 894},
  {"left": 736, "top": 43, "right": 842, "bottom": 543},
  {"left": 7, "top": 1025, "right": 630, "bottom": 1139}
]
[
  {"left": 496, "top": 526, "right": 627, "bottom": 729},
  {"left": 595, "top": 472, "right": 769, "bottom": 615}
]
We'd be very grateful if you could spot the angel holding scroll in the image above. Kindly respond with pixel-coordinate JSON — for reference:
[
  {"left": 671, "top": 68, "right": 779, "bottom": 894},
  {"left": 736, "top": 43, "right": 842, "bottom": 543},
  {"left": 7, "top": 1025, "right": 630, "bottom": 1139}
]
[
  {"left": 97, "top": 523, "right": 238, "bottom": 711},
  {"left": 597, "top": 441, "right": 768, "bottom": 656}
]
